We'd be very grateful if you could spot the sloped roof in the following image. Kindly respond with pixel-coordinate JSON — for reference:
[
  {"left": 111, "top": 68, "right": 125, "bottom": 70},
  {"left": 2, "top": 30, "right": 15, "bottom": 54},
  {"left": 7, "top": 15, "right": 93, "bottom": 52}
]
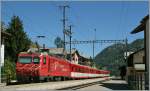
[
  {"left": 131, "top": 15, "right": 149, "bottom": 34},
  {"left": 127, "top": 48, "right": 144, "bottom": 59},
  {"left": 48, "top": 48, "right": 65, "bottom": 54},
  {"left": 66, "top": 48, "right": 78, "bottom": 54}
]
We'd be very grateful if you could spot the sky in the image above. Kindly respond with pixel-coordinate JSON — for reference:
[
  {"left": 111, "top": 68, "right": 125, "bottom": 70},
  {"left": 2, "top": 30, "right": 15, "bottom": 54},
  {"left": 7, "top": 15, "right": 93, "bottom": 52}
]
[{"left": 1, "top": 1, "right": 149, "bottom": 57}]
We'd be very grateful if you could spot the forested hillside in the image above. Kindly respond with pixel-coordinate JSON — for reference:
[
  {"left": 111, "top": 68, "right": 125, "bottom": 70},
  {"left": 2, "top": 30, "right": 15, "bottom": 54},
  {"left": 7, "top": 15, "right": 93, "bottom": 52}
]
[{"left": 95, "top": 38, "right": 144, "bottom": 76}]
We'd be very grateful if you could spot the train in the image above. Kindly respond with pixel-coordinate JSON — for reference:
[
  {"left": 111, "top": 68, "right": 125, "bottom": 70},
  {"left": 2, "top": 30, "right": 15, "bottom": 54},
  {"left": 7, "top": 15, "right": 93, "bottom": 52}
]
[{"left": 16, "top": 49, "right": 110, "bottom": 82}]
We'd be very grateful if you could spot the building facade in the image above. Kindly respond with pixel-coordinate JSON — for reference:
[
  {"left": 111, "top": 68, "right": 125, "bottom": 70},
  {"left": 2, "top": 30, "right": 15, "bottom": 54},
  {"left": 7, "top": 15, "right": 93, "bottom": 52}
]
[{"left": 128, "top": 15, "right": 149, "bottom": 90}]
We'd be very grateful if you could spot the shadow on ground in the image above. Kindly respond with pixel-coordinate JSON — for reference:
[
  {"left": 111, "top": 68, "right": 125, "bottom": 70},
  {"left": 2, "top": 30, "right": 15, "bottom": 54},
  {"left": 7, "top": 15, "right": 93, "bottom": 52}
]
[{"left": 100, "top": 83, "right": 130, "bottom": 90}]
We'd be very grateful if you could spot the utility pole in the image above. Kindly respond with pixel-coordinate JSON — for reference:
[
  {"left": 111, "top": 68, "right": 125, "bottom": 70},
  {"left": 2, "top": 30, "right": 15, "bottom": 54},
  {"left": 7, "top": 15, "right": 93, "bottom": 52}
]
[
  {"left": 93, "top": 29, "right": 96, "bottom": 60},
  {"left": 69, "top": 25, "right": 72, "bottom": 61},
  {"left": 64, "top": 25, "right": 73, "bottom": 61},
  {"left": 125, "top": 38, "right": 128, "bottom": 62},
  {"left": 60, "top": 5, "right": 69, "bottom": 52},
  {"left": 92, "top": 29, "right": 96, "bottom": 68}
]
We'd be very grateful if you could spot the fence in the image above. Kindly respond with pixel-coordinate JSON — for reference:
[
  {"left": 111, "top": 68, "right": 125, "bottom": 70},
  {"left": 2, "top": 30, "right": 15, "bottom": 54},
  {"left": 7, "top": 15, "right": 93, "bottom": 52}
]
[
  {"left": 127, "top": 72, "right": 147, "bottom": 90},
  {"left": 1, "top": 74, "right": 11, "bottom": 85}
]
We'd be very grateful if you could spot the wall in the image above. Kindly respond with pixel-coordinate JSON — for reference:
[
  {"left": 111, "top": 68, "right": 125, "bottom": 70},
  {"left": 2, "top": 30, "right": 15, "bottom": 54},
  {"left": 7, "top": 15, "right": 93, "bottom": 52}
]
[
  {"left": 0, "top": 44, "right": 4, "bottom": 66},
  {"left": 133, "top": 50, "right": 144, "bottom": 64}
]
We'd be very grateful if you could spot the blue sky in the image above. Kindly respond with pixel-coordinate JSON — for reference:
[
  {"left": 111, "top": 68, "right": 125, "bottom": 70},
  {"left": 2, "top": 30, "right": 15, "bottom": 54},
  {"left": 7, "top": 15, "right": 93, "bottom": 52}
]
[{"left": 1, "top": 1, "right": 149, "bottom": 57}]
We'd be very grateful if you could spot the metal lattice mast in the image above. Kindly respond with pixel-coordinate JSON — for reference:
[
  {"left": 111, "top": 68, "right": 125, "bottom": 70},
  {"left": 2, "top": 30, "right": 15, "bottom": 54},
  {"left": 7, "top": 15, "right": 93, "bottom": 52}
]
[
  {"left": 65, "top": 40, "right": 126, "bottom": 44},
  {"left": 60, "top": 5, "right": 69, "bottom": 52}
]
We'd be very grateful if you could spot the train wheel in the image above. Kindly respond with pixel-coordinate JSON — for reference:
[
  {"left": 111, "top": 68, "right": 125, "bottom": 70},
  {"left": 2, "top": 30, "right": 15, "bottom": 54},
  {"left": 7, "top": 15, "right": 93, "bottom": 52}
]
[
  {"left": 44, "top": 78, "right": 47, "bottom": 82},
  {"left": 50, "top": 77, "right": 54, "bottom": 81},
  {"left": 61, "top": 77, "right": 64, "bottom": 81},
  {"left": 53, "top": 77, "right": 57, "bottom": 81},
  {"left": 58, "top": 77, "right": 62, "bottom": 81},
  {"left": 54, "top": 77, "right": 61, "bottom": 81},
  {"left": 33, "top": 77, "right": 39, "bottom": 83},
  {"left": 47, "top": 77, "right": 51, "bottom": 82},
  {"left": 62, "top": 77, "right": 66, "bottom": 81}
]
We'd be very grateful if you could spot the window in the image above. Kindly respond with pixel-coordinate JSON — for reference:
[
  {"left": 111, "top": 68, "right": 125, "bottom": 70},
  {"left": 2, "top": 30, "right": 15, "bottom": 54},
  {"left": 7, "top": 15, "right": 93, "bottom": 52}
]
[
  {"left": 19, "top": 57, "right": 32, "bottom": 64},
  {"left": 43, "top": 57, "right": 46, "bottom": 64},
  {"left": 33, "top": 57, "right": 40, "bottom": 64}
]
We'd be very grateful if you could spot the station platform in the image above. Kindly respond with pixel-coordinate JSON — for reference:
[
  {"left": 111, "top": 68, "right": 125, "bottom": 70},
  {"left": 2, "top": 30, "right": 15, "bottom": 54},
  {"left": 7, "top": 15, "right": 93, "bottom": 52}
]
[{"left": 0, "top": 77, "right": 110, "bottom": 90}]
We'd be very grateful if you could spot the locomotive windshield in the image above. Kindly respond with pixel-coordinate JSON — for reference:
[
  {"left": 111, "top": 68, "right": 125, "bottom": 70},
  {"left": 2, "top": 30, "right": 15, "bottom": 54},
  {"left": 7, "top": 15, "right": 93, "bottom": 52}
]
[{"left": 19, "top": 57, "right": 32, "bottom": 64}]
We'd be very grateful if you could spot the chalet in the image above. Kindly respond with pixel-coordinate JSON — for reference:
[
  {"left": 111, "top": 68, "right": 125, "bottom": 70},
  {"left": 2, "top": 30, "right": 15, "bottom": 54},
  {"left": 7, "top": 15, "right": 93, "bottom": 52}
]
[
  {"left": 66, "top": 48, "right": 92, "bottom": 67},
  {"left": 78, "top": 56, "right": 93, "bottom": 67},
  {"left": 127, "top": 15, "right": 149, "bottom": 90},
  {"left": 66, "top": 48, "right": 79, "bottom": 64}
]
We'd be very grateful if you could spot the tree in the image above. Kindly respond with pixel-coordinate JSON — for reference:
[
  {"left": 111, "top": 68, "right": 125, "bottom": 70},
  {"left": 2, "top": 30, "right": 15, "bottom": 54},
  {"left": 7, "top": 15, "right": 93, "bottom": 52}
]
[
  {"left": 5, "top": 16, "right": 31, "bottom": 62},
  {"left": 30, "top": 41, "right": 39, "bottom": 48},
  {"left": 1, "top": 21, "right": 6, "bottom": 31},
  {"left": 54, "top": 36, "right": 64, "bottom": 48}
]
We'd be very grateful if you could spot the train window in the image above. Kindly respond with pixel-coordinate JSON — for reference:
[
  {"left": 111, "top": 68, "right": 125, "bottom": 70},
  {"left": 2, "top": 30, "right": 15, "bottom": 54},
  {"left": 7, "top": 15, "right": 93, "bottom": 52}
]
[
  {"left": 74, "top": 67, "right": 76, "bottom": 72},
  {"left": 79, "top": 68, "right": 81, "bottom": 72},
  {"left": 77, "top": 68, "right": 79, "bottom": 72},
  {"left": 80, "top": 68, "right": 82, "bottom": 72},
  {"left": 43, "top": 57, "right": 46, "bottom": 64},
  {"left": 76, "top": 68, "right": 78, "bottom": 72},
  {"left": 33, "top": 57, "right": 40, "bottom": 64},
  {"left": 82, "top": 69, "right": 84, "bottom": 73},
  {"left": 19, "top": 57, "right": 32, "bottom": 64}
]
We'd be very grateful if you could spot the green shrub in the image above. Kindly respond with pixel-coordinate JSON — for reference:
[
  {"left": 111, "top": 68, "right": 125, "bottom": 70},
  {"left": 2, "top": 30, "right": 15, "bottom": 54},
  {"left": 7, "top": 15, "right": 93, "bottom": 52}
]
[{"left": 4, "top": 58, "right": 16, "bottom": 80}]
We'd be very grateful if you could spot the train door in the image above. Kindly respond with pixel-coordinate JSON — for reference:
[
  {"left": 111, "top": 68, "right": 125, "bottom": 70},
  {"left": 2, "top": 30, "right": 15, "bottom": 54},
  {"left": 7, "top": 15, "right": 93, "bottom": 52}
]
[
  {"left": 48, "top": 56, "right": 51, "bottom": 72},
  {"left": 40, "top": 55, "right": 48, "bottom": 76}
]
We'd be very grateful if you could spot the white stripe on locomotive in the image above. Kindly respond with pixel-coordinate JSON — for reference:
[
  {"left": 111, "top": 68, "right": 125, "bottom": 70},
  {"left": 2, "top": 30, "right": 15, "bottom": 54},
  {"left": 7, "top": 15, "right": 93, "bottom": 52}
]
[{"left": 71, "top": 72, "right": 110, "bottom": 77}]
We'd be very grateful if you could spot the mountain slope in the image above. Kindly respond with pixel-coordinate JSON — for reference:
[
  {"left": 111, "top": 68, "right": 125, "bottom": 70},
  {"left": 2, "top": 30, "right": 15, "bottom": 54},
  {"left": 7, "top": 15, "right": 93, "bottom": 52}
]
[{"left": 94, "top": 38, "right": 144, "bottom": 76}]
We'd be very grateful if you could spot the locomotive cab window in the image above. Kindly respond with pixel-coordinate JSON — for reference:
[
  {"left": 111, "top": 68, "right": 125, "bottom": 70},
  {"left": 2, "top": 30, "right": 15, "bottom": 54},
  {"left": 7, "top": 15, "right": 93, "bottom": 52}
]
[
  {"left": 19, "top": 57, "right": 32, "bottom": 64},
  {"left": 43, "top": 57, "right": 46, "bottom": 64},
  {"left": 33, "top": 57, "right": 40, "bottom": 64}
]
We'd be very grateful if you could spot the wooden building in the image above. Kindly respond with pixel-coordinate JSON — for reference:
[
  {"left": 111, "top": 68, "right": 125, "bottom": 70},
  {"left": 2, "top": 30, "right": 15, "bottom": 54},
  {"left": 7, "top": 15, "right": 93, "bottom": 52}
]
[
  {"left": 127, "top": 15, "right": 149, "bottom": 90},
  {"left": 127, "top": 48, "right": 145, "bottom": 89},
  {"left": 66, "top": 48, "right": 93, "bottom": 67},
  {"left": 66, "top": 48, "right": 80, "bottom": 64}
]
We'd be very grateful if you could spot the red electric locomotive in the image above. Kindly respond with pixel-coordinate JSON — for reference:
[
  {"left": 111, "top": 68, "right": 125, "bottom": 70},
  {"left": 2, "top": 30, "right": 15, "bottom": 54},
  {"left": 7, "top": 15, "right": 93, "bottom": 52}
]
[{"left": 16, "top": 50, "right": 110, "bottom": 82}]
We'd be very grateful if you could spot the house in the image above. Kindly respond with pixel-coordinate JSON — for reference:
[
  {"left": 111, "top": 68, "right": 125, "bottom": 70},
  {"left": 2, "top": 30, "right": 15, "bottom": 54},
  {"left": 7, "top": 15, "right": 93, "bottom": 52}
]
[
  {"left": 66, "top": 48, "right": 79, "bottom": 64},
  {"left": 66, "top": 48, "right": 93, "bottom": 67},
  {"left": 78, "top": 56, "right": 93, "bottom": 67},
  {"left": 127, "top": 48, "right": 145, "bottom": 89},
  {"left": 127, "top": 48, "right": 145, "bottom": 72},
  {"left": 127, "top": 15, "right": 149, "bottom": 90}
]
